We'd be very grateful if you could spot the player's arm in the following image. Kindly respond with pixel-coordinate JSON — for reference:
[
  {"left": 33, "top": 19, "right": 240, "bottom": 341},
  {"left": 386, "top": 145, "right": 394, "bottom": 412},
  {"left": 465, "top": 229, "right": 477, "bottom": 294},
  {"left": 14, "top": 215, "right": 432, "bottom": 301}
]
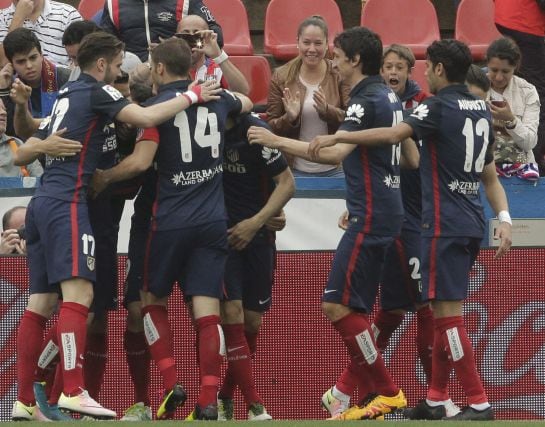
[
  {"left": 480, "top": 161, "right": 512, "bottom": 259},
  {"left": 196, "top": 30, "right": 249, "bottom": 95},
  {"left": 232, "top": 91, "right": 253, "bottom": 114},
  {"left": 400, "top": 138, "right": 419, "bottom": 169},
  {"left": 308, "top": 122, "right": 414, "bottom": 160},
  {"left": 247, "top": 127, "right": 356, "bottom": 165},
  {"left": 115, "top": 80, "right": 222, "bottom": 128},
  {"left": 228, "top": 167, "right": 295, "bottom": 250},
  {"left": 13, "top": 129, "right": 82, "bottom": 165},
  {"left": 92, "top": 138, "right": 158, "bottom": 197}
]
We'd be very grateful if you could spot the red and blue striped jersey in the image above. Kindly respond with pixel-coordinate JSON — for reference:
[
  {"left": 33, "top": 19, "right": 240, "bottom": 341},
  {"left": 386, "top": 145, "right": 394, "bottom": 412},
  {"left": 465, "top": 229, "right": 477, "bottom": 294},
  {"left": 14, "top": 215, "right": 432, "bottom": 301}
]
[
  {"left": 139, "top": 80, "right": 242, "bottom": 231},
  {"left": 33, "top": 73, "right": 130, "bottom": 203},
  {"left": 339, "top": 75, "right": 404, "bottom": 236},
  {"left": 404, "top": 84, "right": 494, "bottom": 238}
]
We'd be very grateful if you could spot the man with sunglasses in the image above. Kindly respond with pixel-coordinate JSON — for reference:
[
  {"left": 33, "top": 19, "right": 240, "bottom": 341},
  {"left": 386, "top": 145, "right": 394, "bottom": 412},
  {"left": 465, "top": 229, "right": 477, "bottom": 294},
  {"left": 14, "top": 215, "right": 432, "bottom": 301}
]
[{"left": 176, "top": 14, "right": 249, "bottom": 95}]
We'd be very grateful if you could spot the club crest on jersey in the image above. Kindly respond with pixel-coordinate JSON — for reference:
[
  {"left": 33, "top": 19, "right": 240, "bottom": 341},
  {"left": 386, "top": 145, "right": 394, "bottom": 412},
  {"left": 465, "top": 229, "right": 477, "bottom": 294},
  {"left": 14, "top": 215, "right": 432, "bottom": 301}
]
[
  {"left": 102, "top": 85, "right": 123, "bottom": 101},
  {"left": 448, "top": 179, "right": 480, "bottom": 196},
  {"left": 226, "top": 148, "right": 239, "bottom": 163},
  {"left": 345, "top": 104, "right": 364, "bottom": 124},
  {"left": 86, "top": 256, "right": 95, "bottom": 271},
  {"left": 410, "top": 104, "right": 429, "bottom": 121}
]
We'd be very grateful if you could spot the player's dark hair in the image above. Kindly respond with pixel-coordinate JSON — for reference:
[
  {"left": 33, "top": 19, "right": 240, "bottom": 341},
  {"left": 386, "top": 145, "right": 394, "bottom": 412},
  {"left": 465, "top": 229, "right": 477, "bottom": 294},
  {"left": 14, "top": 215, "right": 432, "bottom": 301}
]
[
  {"left": 3, "top": 28, "right": 42, "bottom": 62},
  {"left": 466, "top": 64, "right": 490, "bottom": 93},
  {"left": 2, "top": 206, "right": 26, "bottom": 231},
  {"left": 334, "top": 27, "right": 382, "bottom": 76},
  {"left": 486, "top": 37, "right": 521, "bottom": 68},
  {"left": 426, "top": 39, "right": 472, "bottom": 84},
  {"left": 150, "top": 38, "right": 191, "bottom": 77},
  {"left": 77, "top": 32, "right": 125, "bottom": 71},
  {"left": 285, "top": 15, "right": 329, "bottom": 84},
  {"left": 129, "top": 82, "right": 153, "bottom": 104},
  {"left": 383, "top": 44, "right": 415, "bottom": 69},
  {"left": 62, "top": 20, "right": 101, "bottom": 46}
]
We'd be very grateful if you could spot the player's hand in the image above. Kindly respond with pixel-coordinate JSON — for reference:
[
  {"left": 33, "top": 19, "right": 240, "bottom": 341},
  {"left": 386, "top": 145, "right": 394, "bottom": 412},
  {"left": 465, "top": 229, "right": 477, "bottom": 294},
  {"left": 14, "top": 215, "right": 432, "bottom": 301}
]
[
  {"left": 89, "top": 169, "right": 107, "bottom": 198},
  {"left": 282, "top": 88, "right": 301, "bottom": 123},
  {"left": 194, "top": 30, "right": 221, "bottom": 59},
  {"left": 265, "top": 210, "right": 286, "bottom": 231},
  {"left": 0, "top": 229, "right": 22, "bottom": 255},
  {"left": 10, "top": 78, "right": 31, "bottom": 105},
  {"left": 488, "top": 99, "right": 515, "bottom": 123},
  {"left": 227, "top": 217, "right": 261, "bottom": 250},
  {"left": 338, "top": 210, "right": 349, "bottom": 230},
  {"left": 41, "top": 129, "right": 82, "bottom": 157},
  {"left": 313, "top": 86, "right": 329, "bottom": 116},
  {"left": 493, "top": 222, "right": 512, "bottom": 259},
  {"left": 184, "top": 80, "right": 221, "bottom": 104},
  {"left": 13, "top": 0, "right": 34, "bottom": 20},
  {"left": 247, "top": 126, "right": 281, "bottom": 149},
  {"left": 0, "top": 62, "right": 14, "bottom": 90},
  {"left": 308, "top": 134, "right": 338, "bottom": 160}
]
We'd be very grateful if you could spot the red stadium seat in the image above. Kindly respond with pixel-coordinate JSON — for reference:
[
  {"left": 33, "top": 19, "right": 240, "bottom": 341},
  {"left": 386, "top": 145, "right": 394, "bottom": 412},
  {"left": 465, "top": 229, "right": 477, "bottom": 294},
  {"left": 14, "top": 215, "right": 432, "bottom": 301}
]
[
  {"left": 360, "top": 0, "right": 440, "bottom": 59},
  {"left": 205, "top": 0, "right": 253, "bottom": 56},
  {"left": 455, "top": 0, "right": 501, "bottom": 61},
  {"left": 411, "top": 59, "right": 429, "bottom": 93},
  {"left": 229, "top": 55, "right": 271, "bottom": 107},
  {"left": 78, "top": 0, "right": 104, "bottom": 20},
  {"left": 264, "top": 0, "right": 344, "bottom": 61}
]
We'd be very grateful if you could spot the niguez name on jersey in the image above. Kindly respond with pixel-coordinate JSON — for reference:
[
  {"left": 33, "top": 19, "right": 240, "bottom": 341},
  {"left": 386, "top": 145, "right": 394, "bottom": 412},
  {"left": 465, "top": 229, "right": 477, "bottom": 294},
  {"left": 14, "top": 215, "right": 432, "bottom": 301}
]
[
  {"left": 138, "top": 81, "right": 242, "bottom": 231},
  {"left": 403, "top": 84, "right": 494, "bottom": 238},
  {"left": 223, "top": 113, "right": 288, "bottom": 227},
  {"left": 34, "top": 74, "right": 130, "bottom": 203},
  {"left": 339, "top": 75, "right": 404, "bottom": 236}
]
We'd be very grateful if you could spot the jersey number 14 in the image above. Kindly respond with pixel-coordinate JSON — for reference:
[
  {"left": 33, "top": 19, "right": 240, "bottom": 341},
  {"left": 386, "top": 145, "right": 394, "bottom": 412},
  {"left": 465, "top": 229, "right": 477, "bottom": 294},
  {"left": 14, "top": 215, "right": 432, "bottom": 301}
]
[{"left": 174, "top": 107, "right": 220, "bottom": 163}]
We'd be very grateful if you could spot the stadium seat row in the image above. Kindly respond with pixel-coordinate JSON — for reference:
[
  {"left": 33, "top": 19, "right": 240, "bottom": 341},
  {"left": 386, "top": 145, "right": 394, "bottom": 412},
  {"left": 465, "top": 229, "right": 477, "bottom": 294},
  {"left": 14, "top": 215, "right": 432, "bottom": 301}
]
[{"left": 0, "top": 0, "right": 501, "bottom": 64}]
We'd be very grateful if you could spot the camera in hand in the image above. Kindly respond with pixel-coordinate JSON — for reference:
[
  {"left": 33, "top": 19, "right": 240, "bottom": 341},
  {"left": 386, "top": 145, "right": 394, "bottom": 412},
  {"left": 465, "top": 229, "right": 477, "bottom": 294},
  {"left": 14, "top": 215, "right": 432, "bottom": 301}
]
[
  {"left": 16, "top": 225, "right": 26, "bottom": 240},
  {"left": 174, "top": 33, "right": 203, "bottom": 49}
]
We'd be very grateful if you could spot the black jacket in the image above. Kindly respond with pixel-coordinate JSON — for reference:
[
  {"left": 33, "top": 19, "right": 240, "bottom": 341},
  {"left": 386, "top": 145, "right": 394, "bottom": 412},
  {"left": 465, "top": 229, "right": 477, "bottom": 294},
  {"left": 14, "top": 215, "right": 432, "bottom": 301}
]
[{"left": 100, "top": 0, "right": 223, "bottom": 61}]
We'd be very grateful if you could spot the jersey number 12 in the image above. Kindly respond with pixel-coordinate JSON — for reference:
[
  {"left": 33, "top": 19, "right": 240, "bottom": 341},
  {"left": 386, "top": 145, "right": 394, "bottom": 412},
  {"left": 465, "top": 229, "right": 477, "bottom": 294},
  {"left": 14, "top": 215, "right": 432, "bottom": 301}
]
[{"left": 462, "top": 118, "right": 489, "bottom": 173}]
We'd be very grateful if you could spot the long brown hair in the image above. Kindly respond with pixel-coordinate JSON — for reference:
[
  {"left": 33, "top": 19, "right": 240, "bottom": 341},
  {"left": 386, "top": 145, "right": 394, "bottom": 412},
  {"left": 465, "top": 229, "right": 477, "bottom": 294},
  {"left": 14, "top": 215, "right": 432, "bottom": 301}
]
[{"left": 285, "top": 15, "right": 329, "bottom": 84}]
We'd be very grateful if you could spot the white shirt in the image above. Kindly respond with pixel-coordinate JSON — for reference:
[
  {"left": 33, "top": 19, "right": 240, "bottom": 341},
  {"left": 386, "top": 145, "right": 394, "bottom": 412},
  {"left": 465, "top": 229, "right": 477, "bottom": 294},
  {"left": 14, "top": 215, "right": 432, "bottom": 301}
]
[{"left": 0, "top": 0, "right": 82, "bottom": 66}]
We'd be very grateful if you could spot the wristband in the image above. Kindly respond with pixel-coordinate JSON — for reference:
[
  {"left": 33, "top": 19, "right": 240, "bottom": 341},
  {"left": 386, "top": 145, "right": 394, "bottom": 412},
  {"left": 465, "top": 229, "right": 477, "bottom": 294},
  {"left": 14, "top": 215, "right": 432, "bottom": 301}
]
[
  {"left": 212, "top": 50, "right": 229, "bottom": 65},
  {"left": 498, "top": 210, "right": 512, "bottom": 225},
  {"left": 182, "top": 90, "right": 199, "bottom": 105},
  {"left": 504, "top": 118, "right": 517, "bottom": 130}
]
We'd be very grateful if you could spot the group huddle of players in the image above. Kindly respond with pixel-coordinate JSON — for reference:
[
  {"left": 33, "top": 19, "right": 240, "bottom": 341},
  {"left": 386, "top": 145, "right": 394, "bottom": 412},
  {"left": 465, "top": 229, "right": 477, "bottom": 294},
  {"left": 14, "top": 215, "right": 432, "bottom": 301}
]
[{"left": 10, "top": 11, "right": 513, "bottom": 422}]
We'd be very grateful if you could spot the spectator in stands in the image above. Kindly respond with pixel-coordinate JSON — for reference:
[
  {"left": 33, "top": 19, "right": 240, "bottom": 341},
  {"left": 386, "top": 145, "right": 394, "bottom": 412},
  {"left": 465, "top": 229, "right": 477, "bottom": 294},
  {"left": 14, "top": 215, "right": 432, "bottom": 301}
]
[
  {"left": 63, "top": 20, "right": 141, "bottom": 84},
  {"left": 381, "top": 44, "right": 430, "bottom": 109},
  {"left": 495, "top": 0, "right": 545, "bottom": 174},
  {"left": 466, "top": 64, "right": 490, "bottom": 101},
  {"left": 266, "top": 15, "right": 349, "bottom": 177},
  {"left": 62, "top": 20, "right": 101, "bottom": 80},
  {"left": 0, "top": 28, "right": 70, "bottom": 139},
  {"left": 486, "top": 37, "right": 540, "bottom": 181},
  {"left": 176, "top": 14, "right": 249, "bottom": 95},
  {"left": 0, "top": 98, "right": 42, "bottom": 176},
  {"left": 100, "top": 0, "right": 222, "bottom": 62},
  {"left": 0, "top": 205, "right": 26, "bottom": 254},
  {"left": 0, "top": 0, "right": 81, "bottom": 66}
]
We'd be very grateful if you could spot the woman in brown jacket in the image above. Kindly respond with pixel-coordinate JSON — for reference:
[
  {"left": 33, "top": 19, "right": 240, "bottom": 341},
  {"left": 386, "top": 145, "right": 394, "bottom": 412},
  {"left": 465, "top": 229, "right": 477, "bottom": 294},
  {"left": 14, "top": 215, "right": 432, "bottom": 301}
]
[{"left": 266, "top": 15, "right": 350, "bottom": 176}]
